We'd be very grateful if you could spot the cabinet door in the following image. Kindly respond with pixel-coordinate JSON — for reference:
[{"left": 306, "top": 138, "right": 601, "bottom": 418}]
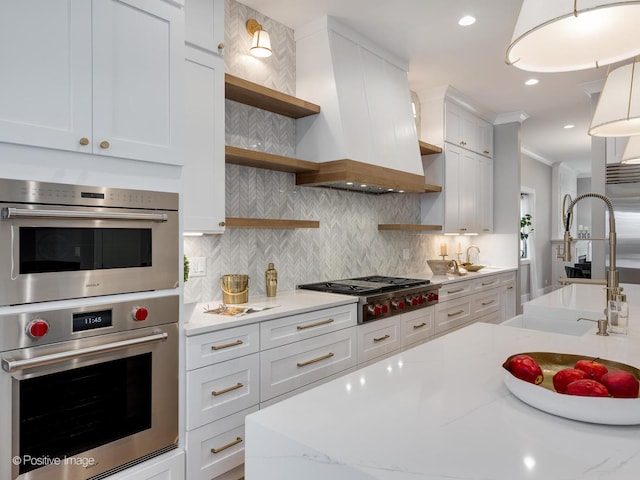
[
  {"left": 401, "top": 307, "right": 435, "bottom": 349},
  {"left": 183, "top": 47, "right": 226, "bottom": 233},
  {"left": 477, "top": 118, "right": 494, "bottom": 158},
  {"left": 476, "top": 156, "right": 493, "bottom": 233},
  {"left": 92, "top": 0, "right": 183, "bottom": 164},
  {"left": 185, "top": 0, "right": 225, "bottom": 56},
  {"left": 0, "top": 0, "right": 92, "bottom": 152},
  {"left": 445, "top": 102, "right": 475, "bottom": 150}
]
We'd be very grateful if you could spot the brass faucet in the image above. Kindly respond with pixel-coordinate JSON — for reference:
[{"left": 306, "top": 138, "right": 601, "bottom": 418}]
[
  {"left": 466, "top": 245, "right": 480, "bottom": 264},
  {"left": 562, "top": 193, "right": 619, "bottom": 336}
]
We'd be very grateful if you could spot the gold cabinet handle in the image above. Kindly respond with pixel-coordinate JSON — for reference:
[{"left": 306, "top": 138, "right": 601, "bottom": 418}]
[
  {"left": 481, "top": 281, "right": 497, "bottom": 286},
  {"left": 447, "top": 287, "right": 464, "bottom": 294},
  {"left": 99, "top": 140, "right": 110, "bottom": 149},
  {"left": 413, "top": 322, "right": 427, "bottom": 329},
  {"left": 211, "top": 382, "right": 243, "bottom": 396},
  {"left": 218, "top": 42, "right": 225, "bottom": 50},
  {"left": 507, "top": 286, "right": 514, "bottom": 290},
  {"left": 211, "top": 339, "right": 243, "bottom": 350},
  {"left": 447, "top": 309, "right": 465, "bottom": 317},
  {"left": 373, "top": 334, "right": 391, "bottom": 342},
  {"left": 79, "top": 137, "right": 90, "bottom": 146},
  {"left": 481, "top": 300, "right": 495, "bottom": 306},
  {"left": 218, "top": 221, "right": 226, "bottom": 227},
  {"left": 484, "top": 150, "right": 490, "bottom": 155},
  {"left": 297, "top": 352, "right": 334, "bottom": 367},
  {"left": 297, "top": 318, "right": 334, "bottom": 330},
  {"left": 211, "top": 437, "right": 242, "bottom": 454}
]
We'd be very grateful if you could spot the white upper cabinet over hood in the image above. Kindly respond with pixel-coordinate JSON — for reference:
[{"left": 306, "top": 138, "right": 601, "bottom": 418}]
[{"left": 294, "top": 17, "right": 425, "bottom": 193}]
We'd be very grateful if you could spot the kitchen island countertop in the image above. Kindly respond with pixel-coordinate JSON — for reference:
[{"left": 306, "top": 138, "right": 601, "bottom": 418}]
[{"left": 245, "top": 287, "right": 640, "bottom": 479}]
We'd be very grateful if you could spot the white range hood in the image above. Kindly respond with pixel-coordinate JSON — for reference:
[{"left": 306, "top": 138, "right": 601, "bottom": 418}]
[{"left": 294, "top": 17, "right": 425, "bottom": 194}]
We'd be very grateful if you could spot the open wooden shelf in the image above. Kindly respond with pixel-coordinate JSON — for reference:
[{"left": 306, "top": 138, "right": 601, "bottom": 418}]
[
  {"left": 424, "top": 183, "right": 442, "bottom": 193},
  {"left": 225, "top": 145, "right": 319, "bottom": 173},
  {"left": 225, "top": 74, "right": 321, "bottom": 119},
  {"left": 225, "top": 217, "right": 320, "bottom": 229},
  {"left": 378, "top": 224, "right": 442, "bottom": 232},
  {"left": 419, "top": 141, "right": 442, "bottom": 155}
]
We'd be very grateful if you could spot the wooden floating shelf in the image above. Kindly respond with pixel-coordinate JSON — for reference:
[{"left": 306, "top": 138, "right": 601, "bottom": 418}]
[
  {"left": 419, "top": 141, "right": 442, "bottom": 155},
  {"left": 225, "top": 217, "right": 320, "bottom": 229},
  {"left": 424, "top": 183, "right": 442, "bottom": 193},
  {"left": 225, "top": 73, "right": 321, "bottom": 119},
  {"left": 377, "top": 224, "right": 442, "bottom": 232},
  {"left": 225, "top": 145, "right": 319, "bottom": 173}
]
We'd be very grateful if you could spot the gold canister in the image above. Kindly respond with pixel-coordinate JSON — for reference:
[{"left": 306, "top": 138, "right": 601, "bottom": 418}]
[
  {"left": 221, "top": 274, "right": 249, "bottom": 304},
  {"left": 265, "top": 263, "right": 277, "bottom": 297}
]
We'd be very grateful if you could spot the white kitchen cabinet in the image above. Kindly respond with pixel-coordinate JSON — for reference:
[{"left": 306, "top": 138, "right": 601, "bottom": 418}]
[
  {"left": 476, "top": 155, "right": 494, "bottom": 233},
  {"left": 0, "top": 0, "right": 183, "bottom": 165},
  {"left": 500, "top": 273, "right": 517, "bottom": 322},
  {"left": 357, "top": 316, "right": 402, "bottom": 365},
  {"left": 477, "top": 117, "right": 494, "bottom": 158},
  {"left": 183, "top": 46, "right": 226, "bottom": 233},
  {"left": 400, "top": 307, "right": 435, "bottom": 348},
  {"left": 444, "top": 101, "right": 493, "bottom": 158},
  {"left": 185, "top": 0, "right": 225, "bottom": 56},
  {"left": 434, "top": 294, "right": 474, "bottom": 336},
  {"left": 110, "top": 451, "right": 185, "bottom": 480}
]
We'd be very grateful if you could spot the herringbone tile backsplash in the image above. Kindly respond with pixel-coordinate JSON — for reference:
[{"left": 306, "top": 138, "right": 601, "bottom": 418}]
[{"left": 183, "top": 0, "right": 443, "bottom": 303}]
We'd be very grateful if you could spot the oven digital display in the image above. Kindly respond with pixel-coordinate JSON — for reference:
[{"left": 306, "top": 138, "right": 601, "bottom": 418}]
[{"left": 72, "top": 309, "right": 113, "bottom": 332}]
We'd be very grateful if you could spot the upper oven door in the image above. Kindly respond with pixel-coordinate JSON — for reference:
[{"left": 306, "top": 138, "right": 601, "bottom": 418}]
[{"left": 0, "top": 204, "right": 179, "bottom": 306}]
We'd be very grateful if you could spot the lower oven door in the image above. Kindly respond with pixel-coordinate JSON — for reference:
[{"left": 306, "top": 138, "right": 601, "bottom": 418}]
[{"left": 1, "top": 323, "right": 178, "bottom": 480}]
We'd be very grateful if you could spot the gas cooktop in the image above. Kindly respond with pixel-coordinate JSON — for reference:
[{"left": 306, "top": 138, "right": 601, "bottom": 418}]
[{"left": 297, "top": 275, "right": 431, "bottom": 296}]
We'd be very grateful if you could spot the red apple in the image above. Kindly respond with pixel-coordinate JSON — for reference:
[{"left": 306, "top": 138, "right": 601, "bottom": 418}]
[
  {"left": 507, "top": 354, "right": 543, "bottom": 385},
  {"left": 565, "top": 379, "right": 610, "bottom": 397},
  {"left": 574, "top": 359, "right": 609, "bottom": 382},
  {"left": 553, "top": 368, "right": 587, "bottom": 394},
  {"left": 600, "top": 371, "right": 640, "bottom": 399}
]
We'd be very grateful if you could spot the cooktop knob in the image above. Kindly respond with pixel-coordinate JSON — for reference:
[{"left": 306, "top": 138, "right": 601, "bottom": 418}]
[
  {"left": 381, "top": 304, "right": 389, "bottom": 313},
  {"left": 392, "top": 300, "right": 405, "bottom": 310},
  {"left": 367, "top": 305, "right": 382, "bottom": 316},
  {"left": 27, "top": 319, "right": 49, "bottom": 338},
  {"left": 132, "top": 306, "right": 149, "bottom": 321}
]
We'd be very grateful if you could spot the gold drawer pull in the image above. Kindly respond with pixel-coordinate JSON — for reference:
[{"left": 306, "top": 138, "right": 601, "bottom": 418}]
[
  {"left": 211, "top": 437, "right": 243, "bottom": 454},
  {"left": 413, "top": 322, "right": 427, "bottom": 329},
  {"left": 211, "top": 382, "right": 243, "bottom": 396},
  {"left": 481, "top": 300, "right": 496, "bottom": 306},
  {"left": 297, "top": 318, "right": 334, "bottom": 330},
  {"left": 447, "top": 309, "right": 465, "bottom": 317},
  {"left": 507, "top": 286, "right": 514, "bottom": 290},
  {"left": 99, "top": 140, "right": 110, "bottom": 149},
  {"left": 79, "top": 137, "right": 90, "bottom": 145},
  {"left": 211, "top": 339, "right": 243, "bottom": 351},
  {"left": 447, "top": 287, "right": 464, "bottom": 294},
  {"left": 297, "top": 352, "right": 334, "bottom": 367},
  {"left": 481, "top": 281, "right": 497, "bottom": 286},
  {"left": 373, "top": 334, "right": 391, "bottom": 342}
]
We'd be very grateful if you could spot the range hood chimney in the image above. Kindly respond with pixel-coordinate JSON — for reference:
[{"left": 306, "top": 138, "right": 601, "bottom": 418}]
[{"left": 294, "top": 17, "right": 426, "bottom": 194}]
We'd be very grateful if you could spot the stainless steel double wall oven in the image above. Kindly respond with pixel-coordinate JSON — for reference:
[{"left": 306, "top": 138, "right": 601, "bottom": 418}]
[{"left": 0, "top": 179, "right": 180, "bottom": 480}]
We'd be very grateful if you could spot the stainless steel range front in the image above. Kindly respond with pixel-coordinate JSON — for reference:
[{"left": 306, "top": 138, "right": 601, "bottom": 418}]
[
  {"left": 0, "top": 294, "right": 179, "bottom": 480},
  {"left": 298, "top": 276, "right": 439, "bottom": 323}
]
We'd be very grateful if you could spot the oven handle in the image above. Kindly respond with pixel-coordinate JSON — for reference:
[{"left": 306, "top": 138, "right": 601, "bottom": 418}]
[
  {"left": 2, "top": 207, "right": 168, "bottom": 222},
  {"left": 2, "top": 332, "right": 168, "bottom": 373}
]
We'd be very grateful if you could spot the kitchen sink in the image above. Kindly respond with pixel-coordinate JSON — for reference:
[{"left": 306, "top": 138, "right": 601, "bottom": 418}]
[{"left": 502, "top": 314, "right": 596, "bottom": 336}]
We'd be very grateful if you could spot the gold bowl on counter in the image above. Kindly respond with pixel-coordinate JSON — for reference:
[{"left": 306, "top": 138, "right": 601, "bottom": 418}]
[{"left": 460, "top": 262, "right": 485, "bottom": 272}]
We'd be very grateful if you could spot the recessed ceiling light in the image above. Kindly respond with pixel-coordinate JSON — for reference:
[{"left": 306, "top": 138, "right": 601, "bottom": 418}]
[
  {"left": 525, "top": 78, "right": 539, "bottom": 86},
  {"left": 563, "top": 124, "right": 575, "bottom": 129},
  {"left": 458, "top": 15, "right": 476, "bottom": 26}
]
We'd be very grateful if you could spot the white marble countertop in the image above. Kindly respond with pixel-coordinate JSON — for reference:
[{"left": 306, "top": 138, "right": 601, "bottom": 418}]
[
  {"left": 409, "top": 265, "right": 516, "bottom": 286},
  {"left": 183, "top": 290, "right": 358, "bottom": 336},
  {"left": 245, "top": 300, "right": 640, "bottom": 479}
]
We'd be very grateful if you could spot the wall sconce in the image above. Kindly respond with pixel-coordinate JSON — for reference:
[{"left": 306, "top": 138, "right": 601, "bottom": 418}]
[
  {"left": 621, "top": 136, "right": 640, "bottom": 164},
  {"left": 246, "top": 18, "right": 272, "bottom": 58},
  {"left": 506, "top": 0, "right": 640, "bottom": 72},
  {"left": 589, "top": 57, "right": 640, "bottom": 137}
]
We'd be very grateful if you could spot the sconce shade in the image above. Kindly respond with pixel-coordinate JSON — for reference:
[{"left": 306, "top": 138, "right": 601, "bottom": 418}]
[
  {"left": 621, "top": 136, "right": 640, "bottom": 164},
  {"left": 589, "top": 59, "right": 640, "bottom": 136},
  {"left": 246, "top": 18, "right": 272, "bottom": 58},
  {"left": 506, "top": 0, "right": 640, "bottom": 72}
]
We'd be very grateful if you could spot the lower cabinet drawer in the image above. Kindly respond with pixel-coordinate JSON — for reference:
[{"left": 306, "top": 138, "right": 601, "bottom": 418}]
[
  {"left": 260, "top": 327, "right": 357, "bottom": 401},
  {"left": 473, "top": 287, "right": 501, "bottom": 318},
  {"left": 401, "top": 307, "right": 435, "bottom": 349},
  {"left": 435, "top": 296, "right": 473, "bottom": 335},
  {"left": 357, "top": 316, "right": 401, "bottom": 364},
  {"left": 186, "top": 405, "right": 258, "bottom": 480},
  {"left": 476, "top": 309, "right": 502, "bottom": 325},
  {"left": 186, "top": 353, "right": 260, "bottom": 430}
]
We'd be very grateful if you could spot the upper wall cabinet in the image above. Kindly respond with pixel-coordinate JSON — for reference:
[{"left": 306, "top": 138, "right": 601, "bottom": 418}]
[
  {"left": 0, "top": 0, "right": 184, "bottom": 165},
  {"left": 445, "top": 102, "right": 494, "bottom": 158},
  {"left": 184, "top": 0, "right": 225, "bottom": 57}
]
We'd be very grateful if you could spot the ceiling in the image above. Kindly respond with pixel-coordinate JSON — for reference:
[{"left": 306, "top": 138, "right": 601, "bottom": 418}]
[{"left": 239, "top": 0, "right": 619, "bottom": 177}]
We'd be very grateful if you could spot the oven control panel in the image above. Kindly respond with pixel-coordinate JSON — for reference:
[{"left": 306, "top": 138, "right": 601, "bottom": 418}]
[{"left": 360, "top": 286, "right": 439, "bottom": 323}]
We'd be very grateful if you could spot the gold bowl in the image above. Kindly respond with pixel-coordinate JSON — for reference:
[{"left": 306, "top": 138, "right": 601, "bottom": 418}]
[{"left": 460, "top": 263, "right": 484, "bottom": 272}]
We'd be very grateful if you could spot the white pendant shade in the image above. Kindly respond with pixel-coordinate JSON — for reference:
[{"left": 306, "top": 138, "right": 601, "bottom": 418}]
[
  {"left": 507, "top": 0, "right": 640, "bottom": 72},
  {"left": 250, "top": 30, "right": 272, "bottom": 58},
  {"left": 589, "top": 60, "right": 640, "bottom": 136},
  {"left": 621, "top": 136, "right": 640, "bottom": 163}
]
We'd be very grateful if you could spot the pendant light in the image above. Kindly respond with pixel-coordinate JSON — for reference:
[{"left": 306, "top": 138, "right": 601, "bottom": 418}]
[
  {"left": 621, "top": 136, "right": 640, "bottom": 163},
  {"left": 589, "top": 57, "right": 640, "bottom": 136},
  {"left": 506, "top": 0, "right": 640, "bottom": 72}
]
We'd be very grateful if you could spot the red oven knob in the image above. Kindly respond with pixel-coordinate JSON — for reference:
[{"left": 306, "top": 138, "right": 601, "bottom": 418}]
[
  {"left": 411, "top": 297, "right": 419, "bottom": 306},
  {"left": 381, "top": 304, "right": 389, "bottom": 313},
  {"left": 418, "top": 295, "right": 425, "bottom": 304},
  {"left": 392, "top": 300, "right": 405, "bottom": 310},
  {"left": 367, "top": 304, "right": 382, "bottom": 316},
  {"left": 132, "top": 306, "right": 149, "bottom": 321},
  {"left": 27, "top": 319, "right": 49, "bottom": 338}
]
